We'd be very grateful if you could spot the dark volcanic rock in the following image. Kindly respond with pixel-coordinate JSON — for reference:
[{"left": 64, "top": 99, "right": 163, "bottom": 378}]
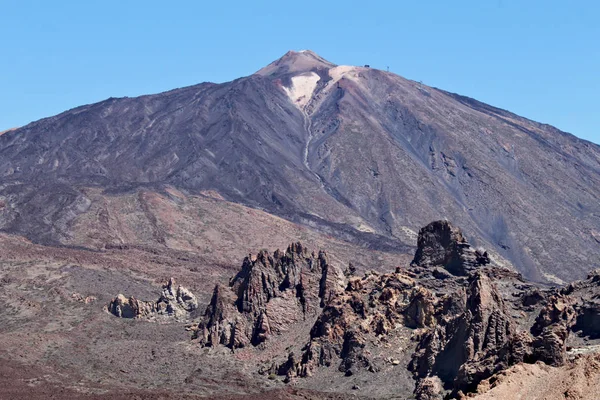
[
  {"left": 275, "top": 220, "right": 488, "bottom": 381},
  {"left": 411, "top": 220, "right": 490, "bottom": 276},
  {"left": 409, "top": 271, "right": 514, "bottom": 394},
  {"left": 278, "top": 270, "right": 417, "bottom": 380},
  {"left": 414, "top": 377, "right": 444, "bottom": 400}
]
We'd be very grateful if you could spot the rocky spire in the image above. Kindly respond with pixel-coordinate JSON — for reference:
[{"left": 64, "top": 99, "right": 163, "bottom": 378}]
[{"left": 411, "top": 220, "right": 490, "bottom": 276}]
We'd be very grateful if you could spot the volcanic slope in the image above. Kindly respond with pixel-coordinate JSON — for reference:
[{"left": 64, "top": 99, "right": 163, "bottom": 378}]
[{"left": 1, "top": 50, "right": 600, "bottom": 281}]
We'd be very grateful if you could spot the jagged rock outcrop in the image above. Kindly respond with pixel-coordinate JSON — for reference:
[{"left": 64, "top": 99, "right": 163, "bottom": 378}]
[
  {"left": 192, "top": 222, "right": 600, "bottom": 399},
  {"left": 108, "top": 278, "right": 198, "bottom": 320},
  {"left": 411, "top": 220, "right": 490, "bottom": 276},
  {"left": 409, "top": 271, "right": 517, "bottom": 396},
  {"left": 273, "top": 221, "right": 599, "bottom": 398},
  {"left": 262, "top": 222, "right": 521, "bottom": 392},
  {"left": 278, "top": 270, "right": 418, "bottom": 379},
  {"left": 529, "top": 294, "right": 576, "bottom": 366},
  {"left": 404, "top": 286, "right": 437, "bottom": 329},
  {"left": 563, "top": 270, "right": 600, "bottom": 339},
  {"left": 196, "top": 243, "right": 344, "bottom": 349},
  {"left": 407, "top": 234, "right": 600, "bottom": 398}
]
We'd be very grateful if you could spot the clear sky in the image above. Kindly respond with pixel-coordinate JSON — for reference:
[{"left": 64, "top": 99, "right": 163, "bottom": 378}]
[{"left": 1, "top": 0, "right": 598, "bottom": 144}]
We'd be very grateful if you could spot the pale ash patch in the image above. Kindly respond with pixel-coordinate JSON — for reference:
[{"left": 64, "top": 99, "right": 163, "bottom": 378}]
[
  {"left": 356, "top": 223, "right": 376, "bottom": 233},
  {"left": 318, "top": 65, "right": 366, "bottom": 99},
  {"left": 282, "top": 72, "right": 321, "bottom": 109},
  {"left": 400, "top": 226, "right": 419, "bottom": 242},
  {"left": 328, "top": 65, "right": 358, "bottom": 83},
  {"left": 567, "top": 344, "right": 600, "bottom": 356},
  {"left": 591, "top": 230, "right": 600, "bottom": 244},
  {"left": 542, "top": 271, "right": 566, "bottom": 285}
]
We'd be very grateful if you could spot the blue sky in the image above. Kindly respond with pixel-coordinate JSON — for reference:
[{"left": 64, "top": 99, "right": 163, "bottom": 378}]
[{"left": 1, "top": 0, "right": 598, "bottom": 144}]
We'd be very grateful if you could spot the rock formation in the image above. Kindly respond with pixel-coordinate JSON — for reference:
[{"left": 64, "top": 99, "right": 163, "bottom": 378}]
[
  {"left": 195, "top": 243, "right": 344, "bottom": 348},
  {"left": 409, "top": 271, "right": 517, "bottom": 396},
  {"left": 108, "top": 278, "right": 198, "bottom": 320},
  {"left": 157, "top": 277, "right": 199, "bottom": 317},
  {"left": 406, "top": 222, "right": 588, "bottom": 398},
  {"left": 195, "top": 221, "right": 600, "bottom": 399},
  {"left": 107, "top": 294, "right": 156, "bottom": 318},
  {"left": 411, "top": 220, "right": 490, "bottom": 275},
  {"left": 277, "top": 270, "right": 419, "bottom": 380}
]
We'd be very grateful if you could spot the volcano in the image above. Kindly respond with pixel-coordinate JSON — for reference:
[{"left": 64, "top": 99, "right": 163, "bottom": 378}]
[{"left": 1, "top": 50, "right": 600, "bottom": 283}]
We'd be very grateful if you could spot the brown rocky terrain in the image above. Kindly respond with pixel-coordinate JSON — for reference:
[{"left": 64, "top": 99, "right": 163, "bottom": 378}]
[
  {"left": 470, "top": 353, "right": 600, "bottom": 400},
  {"left": 0, "top": 195, "right": 405, "bottom": 399},
  {"left": 196, "top": 242, "right": 344, "bottom": 349},
  {"left": 2, "top": 218, "right": 600, "bottom": 399},
  {"left": 194, "top": 221, "right": 600, "bottom": 399}
]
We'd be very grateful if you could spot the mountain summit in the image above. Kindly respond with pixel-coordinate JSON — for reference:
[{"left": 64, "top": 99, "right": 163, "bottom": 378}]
[
  {"left": 0, "top": 51, "right": 599, "bottom": 282},
  {"left": 256, "top": 50, "right": 336, "bottom": 76}
]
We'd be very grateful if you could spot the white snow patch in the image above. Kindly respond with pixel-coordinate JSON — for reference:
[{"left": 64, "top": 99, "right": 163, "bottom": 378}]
[{"left": 282, "top": 72, "right": 320, "bottom": 109}]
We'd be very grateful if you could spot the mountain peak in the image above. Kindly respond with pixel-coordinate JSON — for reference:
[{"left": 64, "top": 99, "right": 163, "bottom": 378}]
[{"left": 255, "top": 50, "right": 336, "bottom": 76}]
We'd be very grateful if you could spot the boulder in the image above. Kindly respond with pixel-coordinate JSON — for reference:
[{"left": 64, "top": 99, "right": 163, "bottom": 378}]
[{"left": 108, "top": 294, "right": 155, "bottom": 318}]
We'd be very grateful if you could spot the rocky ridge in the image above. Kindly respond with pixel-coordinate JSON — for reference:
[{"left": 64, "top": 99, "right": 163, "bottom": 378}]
[{"left": 196, "top": 221, "right": 600, "bottom": 399}]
